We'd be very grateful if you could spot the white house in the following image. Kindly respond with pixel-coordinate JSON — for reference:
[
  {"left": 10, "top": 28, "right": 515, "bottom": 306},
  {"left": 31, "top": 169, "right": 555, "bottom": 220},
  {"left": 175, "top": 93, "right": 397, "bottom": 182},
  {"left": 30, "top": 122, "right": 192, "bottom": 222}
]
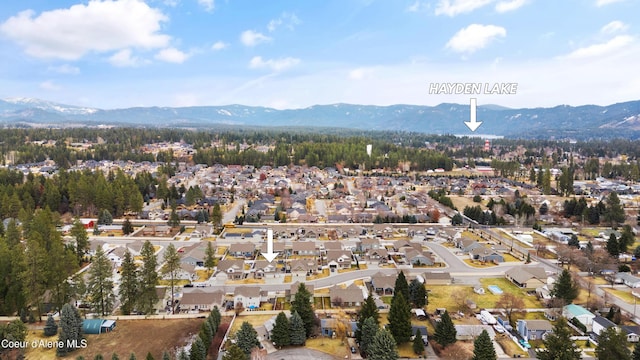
[{"left": 234, "top": 287, "right": 261, "bottom": 310}]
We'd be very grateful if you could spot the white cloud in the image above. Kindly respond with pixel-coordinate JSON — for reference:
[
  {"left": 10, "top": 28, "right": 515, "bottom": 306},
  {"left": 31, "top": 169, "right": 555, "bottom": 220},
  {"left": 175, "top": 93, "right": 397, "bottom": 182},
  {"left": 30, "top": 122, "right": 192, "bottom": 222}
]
[
  {"left": 596, "top": 0, "right": 626, "bottom": 6},
  {"left": 495, "top": 0, "right": 528, "bottom": 13},
  {"left": 406, "top": 1, "right": 430, "bottom": 12},
  {"left": 446, "top": 24, "right": 506, "bottom": 53},
  {"left": 108, "top": 49, "right": 146, "bottom": 67},
  {"left": 163, "top": 0, "right": 180, "bottom": 6},
  {"left": 269, "top": 12, "right": 301, "bottom": 32},
  {"left": 198, "top": 0, "right": 214, "bottom": 12},
  {"left": 211, "top": 41, "right": 228, "bottom": 51},
  {"left": 40, "top": 80, "right": 61, "bottom": 91},
  {"left": 155, "top": 47, "right": 190, "bottom": 63},
  {"left": 48, "top": 64, "right": 80, "bottom": 75},
  {"left": 0, "top": 0, "right": 170, "bottom": 60},
  {"left": 601, "top": 20, "right": 629, "bottom": 34},
  {"left": 435, "top": 0, "right": 494, "bottom": 16},
  {"left": 562, "top": 35, "right": 634, "bottom": 59},
  {"left": 348, "top": 68, "right": 375, "bottom": 80},
  {"left": 240, "top": 30, "right": 272, "bottom": 47},
  {"left": 249, "top": 56, "right": 300, "bottom": 72}
]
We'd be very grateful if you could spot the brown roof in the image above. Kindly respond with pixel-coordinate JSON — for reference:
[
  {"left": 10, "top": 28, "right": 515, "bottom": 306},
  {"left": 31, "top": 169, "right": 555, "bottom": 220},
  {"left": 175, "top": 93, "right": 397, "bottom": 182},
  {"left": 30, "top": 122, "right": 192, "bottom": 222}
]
[
  {"left": 329, "top": 284, "right": 364, "bottom": 304},
  {"left": 259, "top": 242, "right": 286, "bottom": 253},
  {"left": 290, "top": 282, "right": 314, "bottom": 296},
  {"left": 217, "top": 259, "right": 244, "bottom": 272},
  {"left": 293, "top": 241, "right": 317, "bottom": 251},
  {"left": 324, "top": 241, "right": 343, "bottom": 250},
  {"left": 181, "top": 288, "right": 225, "bottom": 306},
  {"left": 234, "top": 286, "right": 261, "bottom": 298},
  {"left": 229, "top": 242, "right": 256, "bottom": 253},
  {"left": 326, "top": 250, "right": 352, "bottom": 263},
  {"left": 371, "top": 271, "right": 396, "bottom": 289}
]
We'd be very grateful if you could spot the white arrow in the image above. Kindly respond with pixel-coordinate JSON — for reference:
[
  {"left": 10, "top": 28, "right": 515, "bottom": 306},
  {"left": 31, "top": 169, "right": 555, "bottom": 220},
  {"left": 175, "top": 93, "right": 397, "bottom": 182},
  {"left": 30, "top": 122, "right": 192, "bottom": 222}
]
[
  {"left": 261, "top": 229, "right": 279, "bottom": 262},
  {"left": 464, "top": 98, "right": 483, "bottom": 132}
]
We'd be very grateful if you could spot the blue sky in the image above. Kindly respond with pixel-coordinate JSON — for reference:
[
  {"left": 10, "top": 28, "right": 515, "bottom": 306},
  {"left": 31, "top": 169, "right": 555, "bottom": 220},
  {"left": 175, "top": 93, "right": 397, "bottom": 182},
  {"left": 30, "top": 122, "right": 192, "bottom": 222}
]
[{"left": 0, "top": 0, "right": 639, "bottom": 109}]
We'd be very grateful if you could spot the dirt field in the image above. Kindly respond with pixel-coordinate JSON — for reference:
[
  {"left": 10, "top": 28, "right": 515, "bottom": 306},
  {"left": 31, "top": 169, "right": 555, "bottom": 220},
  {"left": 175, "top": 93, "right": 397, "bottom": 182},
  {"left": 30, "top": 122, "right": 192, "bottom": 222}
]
[{"left": 24, "top": 318, "right": 204, "bottom": 360}]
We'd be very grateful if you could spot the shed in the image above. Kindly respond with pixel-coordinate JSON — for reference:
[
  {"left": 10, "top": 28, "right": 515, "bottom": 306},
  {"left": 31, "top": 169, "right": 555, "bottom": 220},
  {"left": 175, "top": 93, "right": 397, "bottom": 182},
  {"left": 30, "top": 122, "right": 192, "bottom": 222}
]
[{"left": 82, "top": 319, "right": 116, "bottom": 334}]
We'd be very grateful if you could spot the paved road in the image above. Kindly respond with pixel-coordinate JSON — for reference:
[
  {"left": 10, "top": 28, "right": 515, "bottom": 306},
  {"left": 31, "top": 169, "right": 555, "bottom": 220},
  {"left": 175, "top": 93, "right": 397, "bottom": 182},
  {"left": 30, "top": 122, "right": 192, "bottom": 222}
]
[{"left": 223, "top": 198, "right": 246, "bottom": 224}]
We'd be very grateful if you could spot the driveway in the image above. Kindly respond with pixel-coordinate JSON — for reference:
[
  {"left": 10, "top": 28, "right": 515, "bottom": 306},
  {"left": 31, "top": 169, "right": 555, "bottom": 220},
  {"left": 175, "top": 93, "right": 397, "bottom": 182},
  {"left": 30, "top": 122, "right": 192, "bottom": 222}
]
[{"left": 266, "top": 348, "right": 342, "bottom": 360}]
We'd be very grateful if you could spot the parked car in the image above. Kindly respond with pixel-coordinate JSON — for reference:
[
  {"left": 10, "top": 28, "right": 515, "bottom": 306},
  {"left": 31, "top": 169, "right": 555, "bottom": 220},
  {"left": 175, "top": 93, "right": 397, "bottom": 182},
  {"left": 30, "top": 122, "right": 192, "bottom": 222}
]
[{"left": 350, "top": 346, "right": 357, "bottom": 354}]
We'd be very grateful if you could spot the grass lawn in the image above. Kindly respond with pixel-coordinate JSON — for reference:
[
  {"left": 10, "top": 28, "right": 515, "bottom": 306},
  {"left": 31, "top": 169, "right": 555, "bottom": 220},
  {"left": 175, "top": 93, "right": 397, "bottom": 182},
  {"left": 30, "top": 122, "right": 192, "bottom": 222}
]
[
  {"left": 423, "top": 278, "right": 542, "bottom": 311},
  {"left": 25, "top": 319, "right": 204, "bottom": 360},
  {"left": 227, "top": 278, "right": 265, "bottom": 285},
  {"left": 305, "top": 338, "right": 350, "bottom": 358},
  {"left": 216, "top": 246, "right": 227, "bottom": 256},
  {"left": 338, "top": 264, "right": 368, "bottom": 273},
  {"left": 463, "top": 259, "right": 498, "bottom": 268},
  {"left": 229, "top": 314, "right": 275, "bottom": 335},
  {"left": 450, "top": 195, "right": 486, "bottom": 211},
  {"left": 195, "top": 269, "right": 213, "bottom": 281},
  {"left": 461, "top": 230, "right": 484, "bottom": 242},
  {"left": 496, "top": 336, "right": 528, "bottom": 357},
  {"left": 603, "top": 288, "right": 637, "bottom": 303},
  {"left": 284, "top": 275, "right": 292, "bottom": 283},
  {"left": 307, "top": 269, "right": 330, "bottom": 280},
  {"left": 158, "top": 279, "right": 191, "bottom": 286},
  {"left": 502, "top": 253, "right": 522, "bottom": 262}
]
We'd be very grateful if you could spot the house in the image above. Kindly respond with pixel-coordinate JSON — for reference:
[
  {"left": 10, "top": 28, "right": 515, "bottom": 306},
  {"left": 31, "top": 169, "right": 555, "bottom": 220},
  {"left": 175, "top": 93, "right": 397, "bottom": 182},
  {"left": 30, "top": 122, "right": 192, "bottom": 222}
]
[
  {"left": 402, "top": 249, "right": 435, "bottom": 266},
  {"left": 289, "top": 259, "right": 316, "bottom": 278},
  {"left": 621, "top": 325, "right": 640, "bottom": 342},
  {"left": 180, "top": 288, "right": 225, "bottom": 312},
  {"left": 253, "top": 260, "right": 278, "bottom": 279},
  {"left": 616, "top": 273, "right": 640, "bottom": 288},
  {"left": 505, "top": 266, "right": 547, "bottom": 289},
  {"left": 234, "top": 287, "right": 261, "bottom": 310},
  {"left": 288, "top": 282, "right": 314, "bottom": 302},
  {"left": 517, "top": 319, "right": 553, "bottom": 340},
  {"left": 172, "top": 263, "right": 197, "bottom": 281},
  {"left": 320, "top": 318, "right": 358, "bottom": 338},
  {"left": 126, "top": 239, "right": 146, "bottom": 256},
  {"left": 470, "top": 246, "right": 504, "bottom": 263},
  {"left": 563, "top": 304, "right": 596, "bottom": 332},
  {"left": 454, "top": 325, "right": 496, "bottom": 341},
  {"left": 371, "top": 272, "right": 396, "bottom": 295},
  {"left": 292, "top": 242, "right": 318, "bottom": 256},
  {"left": 216, "top": 259, "right": 245, "bottom": 280},
  {"left": 329, "top": 284, "right": 365, "bottom": 307},
  {"left": 180, "top": 243, "right": 207, "bottom": 267},
  {"left": 367, "top": 248, "right": 389, "bottom": 263},
  {"left": 421, "top": 272, "right": 452, "bottom": 285},
  {"left": 88, "top": 240, "right": 106, "bottom": 256},
  {"left": 107, "top": 246, "right": 127, "bottom": 264},
  {"left": 323, "top": 241, "right": 344, "bottom": 251},
  {"left": 357, "top": 238, "right": 381, "bottom": 252},
  {"left": 457, "top": 238, "right": 484, "bottom": 253},
  {"left": 326, "top": 250, "right": 353, "bottom": 271},
  {"left": 228, "top": 243, "right": 255, "bottom": 259},
  {"left": 592, "top": 316, "right": 616, "bottom": 336},
  {"left": 411, "top": 325, "right": 429, "bottom": 343}
]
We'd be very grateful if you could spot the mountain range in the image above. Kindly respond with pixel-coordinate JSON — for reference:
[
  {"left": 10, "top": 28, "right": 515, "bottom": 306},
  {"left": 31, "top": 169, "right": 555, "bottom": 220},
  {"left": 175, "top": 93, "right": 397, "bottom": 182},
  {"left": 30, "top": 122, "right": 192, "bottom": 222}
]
[{"left": 2, "top": 97, "right": 640, "bottom": 139}]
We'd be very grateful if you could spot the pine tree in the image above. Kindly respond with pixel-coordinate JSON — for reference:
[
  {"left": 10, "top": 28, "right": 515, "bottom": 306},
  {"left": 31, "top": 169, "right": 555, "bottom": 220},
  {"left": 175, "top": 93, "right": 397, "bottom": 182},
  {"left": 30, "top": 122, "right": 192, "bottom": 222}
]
[
  {"left": 176, "top": 350, "right": 188, "bottom": 360},
  {"left": 409, "top": 278, "right": 427, "bottom": 308},
  {"left": 162, "top": 243, "right": 181, "bottom": 314},
  {"left": 122, "top": 219, "right": 134, "bottom": 235},
  {"left": 434, "top": 311, "right": 457, "bottom": 348},
  {"left": 112, "top": 354, "right": 120, "bottom": 360},
  {"left": 632, "top": 341, "right": 640, "bottom": 360},
  {"left": 204, "top": 242, "right": 215, "bottom": 272},
  {"left": 536, "top": 318, "right": 581, "bottom": 360},
  {"left": 222, "top": 344, "right": 246, "bottom": 360},
  {"left": 361, "top": 316, "right": 379, "bottom": 357},
  {"left": 472, "top": 329, "right": 496, "bottom": 360},
  {"left": 356, "top": 294, "right": 380, "bottom": 343},
  {"left": 87, "top": 246, "right": 115, "bottom": 316},
  {"left": 596, "top": 327, "right": 631, "bottom": 360},
  {"left": 236, "top": 321, "right": 259, "bottom": 356},
  {"left": 199, "top": 320, "right": 214, "bottom": 351},
  {"left": 607, "top": 233, "right": 621, "bottom": 258},
  {"left": 95, "top": 355, "right": 105, "bottom": 360},
  {"left": 57, "top": 303, "right": 84, "bottom": 356},
  {"left": 119, "top": 250, "right": 139, "bottom": 315},
  {"left": 43, "top": 313, "right": 58, "bottom": 336},
  {"left": 289, "top": 311, "right": 306, "bottom": 346},
  {"left": 70, "top": 218, "right": 89, "bottom": 262},
  {"left": 550, "top": 269, "right": 579, "bottom": 305},
  {"left": 394, "top": 271, "right": 409, "bottom": 302},
  {"left": 605, "top": 191, "right": 626, "bottom": 227},
  {"left": 138, "top": 240, "right": 158, "bottom": 314},
  {"left": 211, "top": 203, "right": 222, "bottom": 230},
  {"left": 161, "top": 351, "right": 170, "bottom": 360},
  {"left": 145, "top": 354, "right": 154, "bottom": 360},
  {"left": 368, "top": 329, "right": 399, "bottom": 360},
  {"left": 210, "top": 306, "right": 221, "bottom": 333},
  {"left": 189, "top": 337, "right": 206, "bottom": 360},
  {"left": 388, "top": 292, "right": 412, "bottom": 344},
  {"left": 290, "top": 283, "right": 315, "bottom": 337},
  {"left": 129, "top": 353, "right": 137, "bottom": 360},
  {"left": 412, "top": 329, "right": 425, "bottom": 356},
  {"left": 271, "top": 312, "right": 291, "bottom": 348}
]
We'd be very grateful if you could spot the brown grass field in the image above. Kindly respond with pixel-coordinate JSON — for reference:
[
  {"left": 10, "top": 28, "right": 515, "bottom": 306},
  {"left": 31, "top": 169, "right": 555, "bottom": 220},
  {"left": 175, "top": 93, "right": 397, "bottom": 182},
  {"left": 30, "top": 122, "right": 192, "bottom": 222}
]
[{"left": 25, "top": 318, "right": 204, "bottom": 360}]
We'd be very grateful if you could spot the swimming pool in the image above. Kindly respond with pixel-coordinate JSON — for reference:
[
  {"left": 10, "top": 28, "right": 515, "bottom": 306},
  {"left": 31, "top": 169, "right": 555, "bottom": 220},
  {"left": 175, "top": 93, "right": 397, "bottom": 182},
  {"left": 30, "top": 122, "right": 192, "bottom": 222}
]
[{"left": 488, "top": 285, "right": 503, "bottom": 294}]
